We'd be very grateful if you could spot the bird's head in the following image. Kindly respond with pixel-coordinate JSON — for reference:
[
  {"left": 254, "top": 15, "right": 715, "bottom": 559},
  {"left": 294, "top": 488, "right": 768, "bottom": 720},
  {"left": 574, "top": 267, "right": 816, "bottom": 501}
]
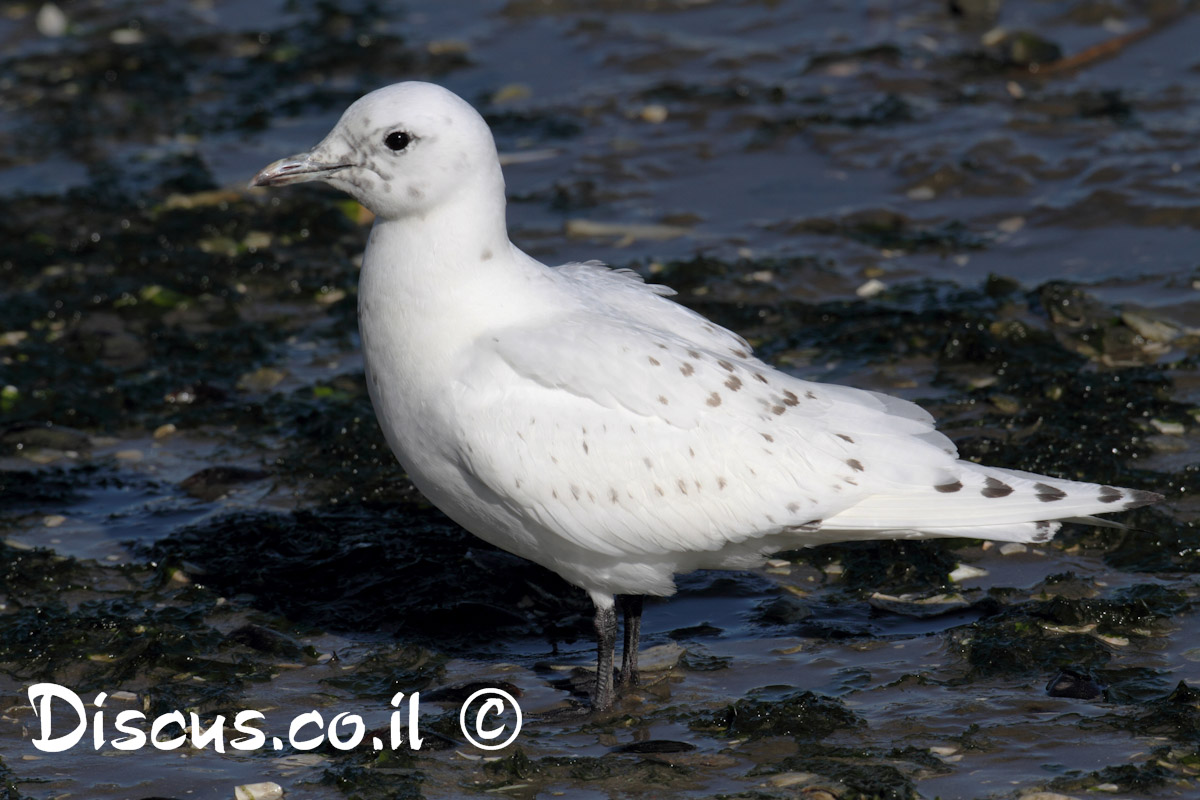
[{"left": 250, "top": 81, "right": 504, "bottom": 221}]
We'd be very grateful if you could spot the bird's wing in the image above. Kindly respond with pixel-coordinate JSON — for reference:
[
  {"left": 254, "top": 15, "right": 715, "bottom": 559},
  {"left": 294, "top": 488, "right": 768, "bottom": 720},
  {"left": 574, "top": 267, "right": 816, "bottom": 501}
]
[
  {"left": 551, "top": 261, "right": 755, "bottom": 357},
  {"left": 447, "top": 265, "right": 1159, "bottom": 559},
  {"left": 448, "top": 310, "right": 964, "bottom": 558}
]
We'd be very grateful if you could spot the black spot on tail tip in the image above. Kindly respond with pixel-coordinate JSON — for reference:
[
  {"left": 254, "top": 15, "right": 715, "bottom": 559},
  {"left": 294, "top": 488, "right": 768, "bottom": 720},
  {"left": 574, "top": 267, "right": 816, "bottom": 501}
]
[
  {"left": 1122, "top": 489, "right": 1164, "bottom": 510},
  {"left": 1034, "top": 482, "right": 1067, "bottom": 502},
  {"left": 934, "top": 480, "right": 963, "bottom": 493},
  {"left": 1032, "top": 520, "right": 1056, "bottom": 543},
  {"left": 1097, "top": 486, "right": 1123, "bottom": 503},
  {"left": 981, "top": 477, "right": 1014, "bottom": 498}
]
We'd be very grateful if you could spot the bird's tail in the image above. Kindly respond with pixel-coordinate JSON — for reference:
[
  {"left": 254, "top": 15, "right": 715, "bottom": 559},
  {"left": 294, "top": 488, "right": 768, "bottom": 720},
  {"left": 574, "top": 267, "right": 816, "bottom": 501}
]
[{"left": 817, "top": 463, "right": 1161, "bottom": 544}]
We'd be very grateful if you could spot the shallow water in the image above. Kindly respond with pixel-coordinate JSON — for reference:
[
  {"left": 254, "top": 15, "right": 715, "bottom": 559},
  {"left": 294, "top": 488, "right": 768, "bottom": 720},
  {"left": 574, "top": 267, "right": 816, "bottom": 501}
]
[{"left": 2, "top": 0, "right": 1199, "bottom": 798}]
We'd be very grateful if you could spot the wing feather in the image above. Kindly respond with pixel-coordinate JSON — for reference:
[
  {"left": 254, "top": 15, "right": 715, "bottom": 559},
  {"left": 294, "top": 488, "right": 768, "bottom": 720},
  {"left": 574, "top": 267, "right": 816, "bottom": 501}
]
[{"left": 443, "top": 265, "right": 1158, "bottom": 564}]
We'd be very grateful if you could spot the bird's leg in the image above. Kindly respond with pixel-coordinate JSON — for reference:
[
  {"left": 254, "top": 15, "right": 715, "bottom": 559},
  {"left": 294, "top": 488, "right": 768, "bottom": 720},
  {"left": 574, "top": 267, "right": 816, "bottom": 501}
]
[
  {"left": 592, "top": 601, "right": 618, "bottom": 711},
  {"left": 617, "top": 594, "right": 644, "bottom": 690}
]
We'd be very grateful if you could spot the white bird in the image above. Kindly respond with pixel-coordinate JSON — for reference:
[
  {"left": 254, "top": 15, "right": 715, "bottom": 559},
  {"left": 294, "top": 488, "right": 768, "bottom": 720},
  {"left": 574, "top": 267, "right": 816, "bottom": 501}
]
[{"left": 251, "top": 82, "right": 1161, "bottom": 711}]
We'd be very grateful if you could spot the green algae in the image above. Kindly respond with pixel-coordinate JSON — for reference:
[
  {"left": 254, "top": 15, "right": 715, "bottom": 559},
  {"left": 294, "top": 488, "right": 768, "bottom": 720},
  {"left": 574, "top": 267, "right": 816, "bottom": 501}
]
[
  {"left": 0, "top": 541, "right": 261, "bottom": 716},
  {"left": 691, "top": 687, "right": 863, "bottom": 741},
  {"left": 143, "top": 506, "right": 594, "bottom": 649}
]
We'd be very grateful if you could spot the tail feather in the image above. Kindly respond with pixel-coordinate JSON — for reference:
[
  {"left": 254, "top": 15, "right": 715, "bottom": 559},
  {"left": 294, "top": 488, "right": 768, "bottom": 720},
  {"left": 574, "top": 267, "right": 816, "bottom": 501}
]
[
  {"left": 801, "top": 519, "right": 1060, "bottom": 546},
  {"left": 820, "top": 460, "right": 1162, "bottom": 541}
]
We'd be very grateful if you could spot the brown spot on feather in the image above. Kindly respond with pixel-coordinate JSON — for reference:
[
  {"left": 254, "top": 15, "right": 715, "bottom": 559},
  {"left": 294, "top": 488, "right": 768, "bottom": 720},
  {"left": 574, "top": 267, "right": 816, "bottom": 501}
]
[
  {"left": 981, "top": 477, "right": 1014, "bottom": 498},
  {"left": 1034, "top": 482, "right": 1067, "bottom": 502}
]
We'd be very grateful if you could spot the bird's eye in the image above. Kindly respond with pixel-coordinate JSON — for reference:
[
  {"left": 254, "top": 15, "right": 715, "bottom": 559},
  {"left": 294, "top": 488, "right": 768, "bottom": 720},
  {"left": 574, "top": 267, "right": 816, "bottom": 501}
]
[{"left": 384, "top": 131, "right": 412, "bottom": 151}]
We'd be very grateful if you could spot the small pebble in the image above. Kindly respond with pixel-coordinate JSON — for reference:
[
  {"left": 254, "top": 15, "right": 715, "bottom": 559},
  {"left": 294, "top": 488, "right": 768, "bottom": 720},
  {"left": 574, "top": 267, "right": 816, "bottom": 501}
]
[
  {"left": 949, "top": 563, "right": 988, "bottom": 582},
  {"left": 640, "top": 104, "right": 668, "bottom": 123},
  {"left": 1000, "top": 543, "right": 1028, "bottom": 555},
  {"left": 42, "top": 515, "right": 66, "bottom": 528},
  {"left": 765, "top": 772, "right": 819, "bottom": 787},
  {"left": 110, "top": 28, "right": 143, "bottom": 45},
  {"left": 234, "top": 782, "right": 283, "bottom": 800},
  {"left": 316, "top": 288, "right": 347, "bottom": 305},
  {"left": 803, "top": 791, "right": 837, "bottom": 800},
  {"left": 427, "top": 39, "right": 469, "bottom": 55},
  {"left": 637, "top": 643, "right": 685, "bottom": 672},
  {"left": 856, "top": 278, "right": 887, "bottom": 298},
  {"left": 238, "top": 367, "right": 288, "bottom": 393},
  {"left": 492, "top": 83, "right": 531, "bottom": 104},
  {"left": 36, "top": 2, "right": 67, "bottom": 37},
  {"left": 1150, "top": 418, "right": 1185, "bottom": 435},
  {"left": 243, "top": 231, "right": 273, "bottom": 250},
  {"left": 154, "top": 423, "right": 177, "bottom": 439}
]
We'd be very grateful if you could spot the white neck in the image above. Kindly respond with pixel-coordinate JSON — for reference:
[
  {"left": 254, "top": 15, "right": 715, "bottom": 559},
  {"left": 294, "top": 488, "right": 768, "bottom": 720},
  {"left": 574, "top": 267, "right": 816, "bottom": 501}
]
[{"left": 357, "top": 187, "right": 558, "bottom": 372}]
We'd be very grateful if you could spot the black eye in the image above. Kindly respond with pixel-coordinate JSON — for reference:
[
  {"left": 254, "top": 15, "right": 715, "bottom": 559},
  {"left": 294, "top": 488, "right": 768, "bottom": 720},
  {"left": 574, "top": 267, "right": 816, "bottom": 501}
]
[{"left": 384, "top": 131, "right": 412, "bottom": 151}]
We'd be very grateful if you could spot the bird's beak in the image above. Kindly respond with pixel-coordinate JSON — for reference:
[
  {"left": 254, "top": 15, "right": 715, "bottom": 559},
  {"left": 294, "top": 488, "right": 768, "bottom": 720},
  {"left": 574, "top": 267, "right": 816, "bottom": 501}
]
[{"left": 249, "top": 152, "right": 354, "bottom": 188}]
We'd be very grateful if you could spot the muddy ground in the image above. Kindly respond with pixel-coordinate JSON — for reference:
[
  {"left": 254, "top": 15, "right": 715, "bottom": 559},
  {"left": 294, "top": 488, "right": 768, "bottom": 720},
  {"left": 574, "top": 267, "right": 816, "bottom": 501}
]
[{"left": 1, "top": 0, "right": 1199, "bottom": 798}]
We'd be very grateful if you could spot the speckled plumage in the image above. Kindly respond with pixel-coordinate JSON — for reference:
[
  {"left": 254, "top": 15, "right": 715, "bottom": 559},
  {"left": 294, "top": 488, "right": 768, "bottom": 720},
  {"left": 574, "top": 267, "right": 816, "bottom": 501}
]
[{"left": 252, "top": 82, "right": 1162, "bottom": 710}]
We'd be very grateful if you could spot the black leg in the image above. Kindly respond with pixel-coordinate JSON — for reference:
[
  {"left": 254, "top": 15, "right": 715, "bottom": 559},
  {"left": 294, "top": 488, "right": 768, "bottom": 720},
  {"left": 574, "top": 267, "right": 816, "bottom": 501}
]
[
  {"left": 618, "top": 595, "right": 644, "bottom": 690},
  {"left": 592, "top": 602, "right": 617, "bottom": 711}
]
